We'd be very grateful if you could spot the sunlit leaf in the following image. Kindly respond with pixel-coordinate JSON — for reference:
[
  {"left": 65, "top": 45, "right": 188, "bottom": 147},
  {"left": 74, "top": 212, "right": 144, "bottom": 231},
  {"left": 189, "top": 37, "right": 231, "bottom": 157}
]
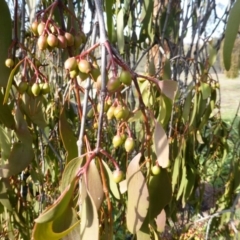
[
  {"left": 105, "top": 0, "right": 113, "bottom": 41},
  {"left": 87, "top": 160, "right": 104, "bottom": 210},
  {"left": 0, "top": 0, "right": 11, "bottom": 87},
  {"left": 26, "top": 0, "right": 37, "bottom": 23},
  {"left": 223, "top": 0, "right": 240, "bottom": 70},
  {"left": 158, "top": 80, "right": 177, "bottom": 100},
  {"left": 0, "top": 142, "right": 34, "bottom": 178},
  {"left": 126, "top": 153, "right": 149, "bottom": 234},
  {"left": 80, "top": 191, "right": 99, "bottom": 240},
  {"left": 117, "top": 8, "right": 124, "bottom": 54},
  {"left": 155, "top": 209, "right": 166, "bottom": 232},
  {"left": 60, "top": 156, "right": 84, "bottom": 192},
  {"left": 119, "top": 179, "right": 127, "bottom": 194},
  {"left": 154, "top": 121, "right": 169, "bottom": 168},
  {"left": 102, "top": 160, "right": 121, "bottom": 200},
  {"left": 0, "top": 126, "right": 11, "bottom": 160},
  {"left": 35, "top": 179, "right": 76, "bottom": 223},
  {"left": 148, "top": 169, "right": 172, "bottom": 220},
  {"left": 0, "top": 179, "right": 12, "bottom": 211},
  {"left": 59, "top": 107, "right": 78, "bottom": 163},
  {"left": 200, "top": 82, "right": 211, "bottom": 100},
  {"left": 33, "top": 207, "right": 79, "bottom": 240}
]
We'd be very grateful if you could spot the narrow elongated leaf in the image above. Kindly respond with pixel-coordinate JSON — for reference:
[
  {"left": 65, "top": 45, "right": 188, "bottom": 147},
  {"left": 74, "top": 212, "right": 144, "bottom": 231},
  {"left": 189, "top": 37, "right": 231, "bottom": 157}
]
[
  {"left": 105, "top": 0, "right": 113, "bottom": 41},
  {"left": 0, "top": 0, "right": 11, "bottom": 87},
  {"left": 14, "top": 105, "right": 33, "bottom": 145},
  {"left": 200, "top": 82, "right": 211, "bottom": 100},
  {"left": 223, "top": 0, "right": 240, "bottom": 70},
  {"left": 208, "top": 44, "right": 217, "bottom": 67},
  {"left": 117, "top": 8, "right": 124, "bottom": 54},
  {"left": 80, "top": 191, "right": 99, "bottom": 240},
  {"left": 0, "top": 142, "right": 34, "bottom": 178},
  {"left": 102, "top": 160, "right": 121, "bottom": 200},
  {"left": 172, "top": 156, "right": 181, "bottom": 192},
  {"left": 154, "top": 121, "right": 169, "bottom": 168},
  {"left": 158, "top": 80, "right": 177, "bottom": 100},
  {"left": 87, "top": 161, "right": 104, "bottom": 210},
  {"left": 0, "top": 126, "right": 11, "bottom": 160},
  {"left": 0, "top": 179, "right": 12, "bottom": 211},
  {"left": 126, "top": 153, "right": 149, "bottom": 234},
  {"left": 3, "top": 60, "right": 24, "bottom": 104},
  {"left": 148, "top": 169, "right": 172, "bottom": 220},
  {"left": 26, "top": 0, "right": 37, "bottom": 23},
  {"left": 60, "top": 156, "right": 84, "bottom": 192},
  {"left": 35, "top": 179, "right": 76, "bottom": 223},
  {"left": 0, "top": 92, "right": 14, "bottom": 129},
  {"left": 59, "top": 108, "right": 78, "bottom": 163}
]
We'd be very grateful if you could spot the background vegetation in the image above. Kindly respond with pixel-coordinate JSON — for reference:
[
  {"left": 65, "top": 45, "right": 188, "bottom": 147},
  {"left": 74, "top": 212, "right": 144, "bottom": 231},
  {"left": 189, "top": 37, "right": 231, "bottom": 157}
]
[{"left": 0, "top": 0, "right": 240, "bottom": 239}]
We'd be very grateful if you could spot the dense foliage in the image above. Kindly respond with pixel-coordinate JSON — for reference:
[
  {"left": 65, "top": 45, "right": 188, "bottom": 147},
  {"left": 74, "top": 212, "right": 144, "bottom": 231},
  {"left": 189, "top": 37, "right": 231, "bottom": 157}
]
[{"left": 0, "top": 0, "right": 240, "bottom": 239}]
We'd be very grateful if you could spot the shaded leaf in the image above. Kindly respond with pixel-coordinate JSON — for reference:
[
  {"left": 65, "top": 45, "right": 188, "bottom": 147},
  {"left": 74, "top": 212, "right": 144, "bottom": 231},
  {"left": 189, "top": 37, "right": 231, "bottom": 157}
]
[
  {"left": 172, "top": 156, "right": 181, "bottom": 192},
  {"left": 0, "top": 0, "right": 11, "bottom": 87},
  {"left": 158, "top": 80, "right": 177, "bottom": 100},
  {"left": 105, "top": 0, "right": 114, "bottom": 41},
  {"left": 14, "top": 105, "right": 33, "bottom": 145},
  {"left": 35, "top": 179, "right": 76, "bottom": 223},
  {"left": 87, "top": 161, "right": 104, "bottom": 210},
  {"left": 163, "top": 59, "right": 171, "bottom": 80},
  {"left": 126, "top": 153, "right": 149, "bottom": 234},
  {"left": 148, "top": 169, "right": 172, "bottom": 220},
  {"left": 102, "top": 160, "right": 121, "bottom": 200},
  {"left": 223, "top": 0, "right": 240, "bottom": 70},
  {"left": 0, "top": 142, "right": 34, "bottom": 178},
  {"left": 20, "top": 94, "right": 47, "bottom": 128},
  {"left": 59, "top": 107, "right": 78, "bottom": 163},
  {"left": 155, "top": 209, "right": 166, "bottom": 232},
  {"left": 0, "top": 91, "right": 15, "bottom": 129},
  {"left": 80, "top": 191, "right": 99, "bottom": 240},
  {"left": 117, "top": 8, "right": 124, "bottom": 54},
  {"left": 154, "top": 121, "right": 169, "bottom": 168}
]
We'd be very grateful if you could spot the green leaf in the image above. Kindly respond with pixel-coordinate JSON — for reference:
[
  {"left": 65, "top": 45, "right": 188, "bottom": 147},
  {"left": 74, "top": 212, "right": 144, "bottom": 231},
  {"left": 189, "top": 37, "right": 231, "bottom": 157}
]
[
  {"left": 0, "top": 142, "right": 34, "bottom": 178},
  {"left": 163, "top": 59, "right": 171, "bottom": 80},
  {"left": 87, "top": 161, "right": 104, "bottom": 210},
  {"left": 208, "top": 44, "right": 217, "bottom": 67},
  {"left": 200, "top": 82, "right": 211, "bottom": 100},
  {"left": 20, "top": 93, "right": 47, "bottom": 128},
  {"left": 59, "top": 107, "right": 78, "bottom": 163},
  {"left": 158, "top": 94, "right": 172, "bottom": 128},
  {"left": 35, "top": 179, "right": 76, "bottom": 223},
  {"left": 0, "top": 179, "right": 12, "bottom": 211},
  {"left": 0, "top": 0, "right": 12, "bottom": 87},
  {"left": 80, "top": 191, "right": 99, "bottom": 240},
  {"left": 3, "top": 60, "right": 24, "bottom": 104},
  {"left": 0, "top": 91, "right": 15, "bottom": 129},
  {"left": 33, "top": 207, "right": 79, "bottom": 240},
  {"left": 60, "top": 156, "right": 84, "bottom": 192},
  {"left": 0, "top": 126, "right": 11, "bottom": 160},
  {"left": 172, "top": 156, "right": 181, "bottom": 192},
  {"left": 14, "top": 105, "right": 33, "bottom": 145},
  {"left": 148, "top": 169, "right": 172, "bottom": 220},
  {"left": 102, "top": 160, "right": 121, "bottom": 200},
  {"left": 223, "top": 0, "right": 240, "bottom": 70},
  {"left": 105, "top": 0, "right": 113, "bottom": 41},
  {"left": 126, "top": 153, "right": 149, "bottom": 234},
  {"left": 154, "top": 121, "right": 169, "bottom": 168},
  {"left": 158, "top": 80, "right": 177, "bottom": 100},
  {"left": 117, "top": 8, "right": 125, "bottom": 54},
  {"left": 182, "top": 91, "right": 192, "bottom": 124}
]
